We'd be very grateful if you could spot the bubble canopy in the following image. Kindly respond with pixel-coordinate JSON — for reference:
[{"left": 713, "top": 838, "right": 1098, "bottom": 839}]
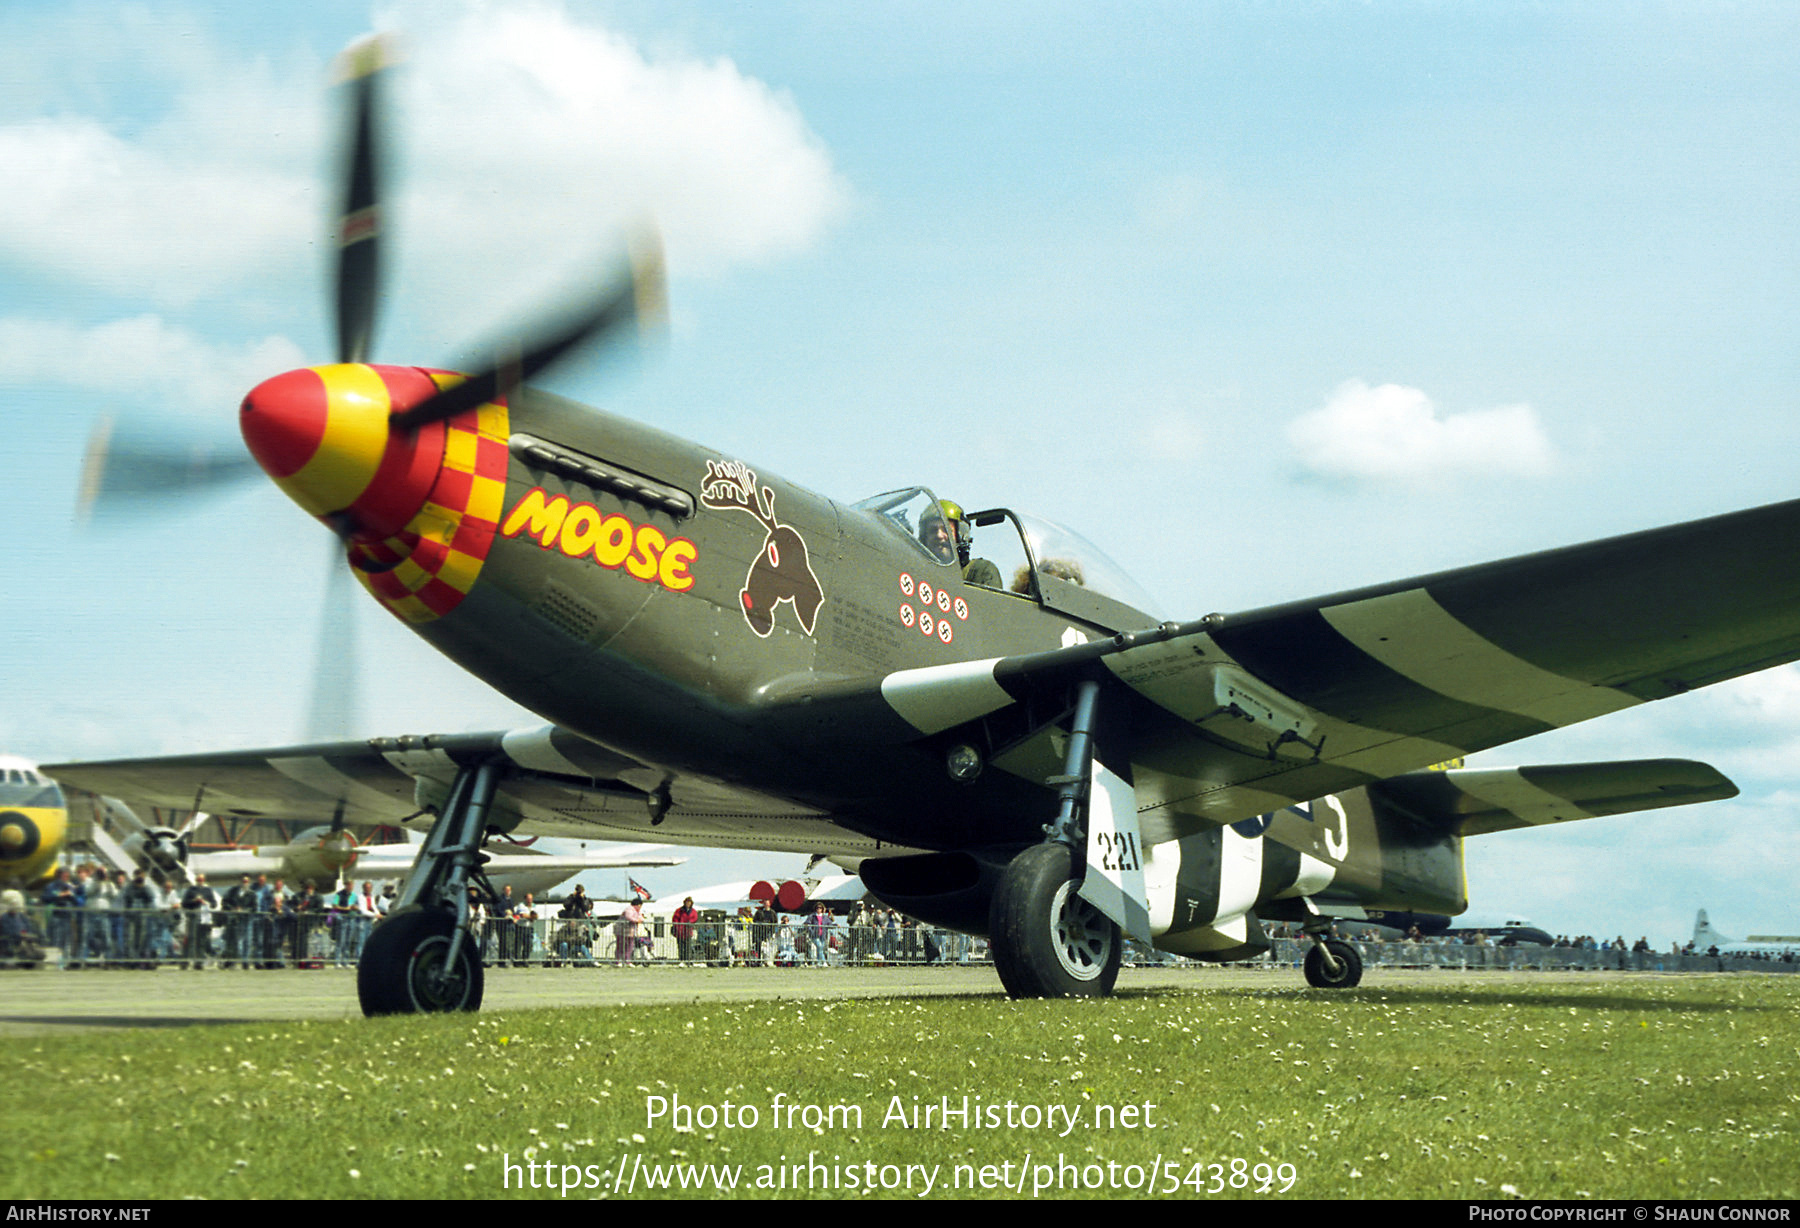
[{"left": 852, "top": 487, "right": 1163, "bottom": 621}]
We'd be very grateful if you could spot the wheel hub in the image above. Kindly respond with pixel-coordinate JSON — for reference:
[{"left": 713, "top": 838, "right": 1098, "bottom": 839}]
[
  {"left": 408, "top": 935, "right": 472, "bottom": 1010},
  {"left": 1050, "top": 881, "right": 1114, "bottom": 981}
]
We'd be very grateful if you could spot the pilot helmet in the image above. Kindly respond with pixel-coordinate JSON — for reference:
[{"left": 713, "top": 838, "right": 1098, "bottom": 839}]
[{"left": 927, "top": 499, "right": 973, "bottom": 566}]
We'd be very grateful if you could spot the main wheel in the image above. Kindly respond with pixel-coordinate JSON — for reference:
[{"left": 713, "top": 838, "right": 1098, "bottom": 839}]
[
  {"left": 358, "top": 909, "right": 484, "bottom": 1016},
  {"left": 989, "top": 843, "right": 1121, "bottom": 998},
  {"left": 1303, "top": 937, "right": 1363, "bottom": 989}
]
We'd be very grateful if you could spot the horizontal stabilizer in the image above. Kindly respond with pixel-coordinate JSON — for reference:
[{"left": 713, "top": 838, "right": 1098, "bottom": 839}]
[{"left": 1368, "top": 758, "right": 1736, "bottom": 836}]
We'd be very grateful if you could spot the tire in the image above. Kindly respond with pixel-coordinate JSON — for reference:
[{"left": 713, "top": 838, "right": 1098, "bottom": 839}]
[
  {"left": 1303, "top": 938, "right": 1363, "bottom": 989},
  {"left": 989, "top": 843, "right": 1121, "bottom": 998},
  {"left": 358, "top": 909, "right": 484, "bottom": 1016}
]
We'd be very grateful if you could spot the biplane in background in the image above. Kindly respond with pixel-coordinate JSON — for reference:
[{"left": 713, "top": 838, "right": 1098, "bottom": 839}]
[{"left": 47, "top": 37, "right": 1796, "bottom": 1014}]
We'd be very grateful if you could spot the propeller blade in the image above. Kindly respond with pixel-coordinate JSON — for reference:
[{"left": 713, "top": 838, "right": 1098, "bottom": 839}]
[
  {"left": 77, "top": 415, "right": 260, "bottom": 520},
  {"left": 389, "top": 234, "right": 666, "bottom": 432},
  {"left": 305, "top": 539, "right": 362, "bottom": 741},
  {"left": 333, "top": 35, "right": 389, "bottom": 366}
]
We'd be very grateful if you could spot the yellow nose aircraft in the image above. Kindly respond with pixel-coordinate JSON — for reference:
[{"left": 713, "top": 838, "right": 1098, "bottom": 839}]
[{"left": 0, "top": 755, "right": 68, "bottom": 893}]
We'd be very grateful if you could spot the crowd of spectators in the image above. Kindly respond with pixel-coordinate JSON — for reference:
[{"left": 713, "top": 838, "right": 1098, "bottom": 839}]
[
  {"left": 10, "top": 864, "right": 1795, "bottom": 971},
  {"left": 537, "top": 895, "right": 980, "bottom": 968},
  {"left": 4, "top": 864, "right": 986, "bottom": 970},
  {"left": 11, "top": 863, "right": 394, "bottom": 969}
]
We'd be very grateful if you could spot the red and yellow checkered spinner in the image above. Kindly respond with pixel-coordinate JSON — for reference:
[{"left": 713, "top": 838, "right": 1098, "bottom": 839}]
[{"left": 240, "top": 364, "right": 508, "bottom": 624}]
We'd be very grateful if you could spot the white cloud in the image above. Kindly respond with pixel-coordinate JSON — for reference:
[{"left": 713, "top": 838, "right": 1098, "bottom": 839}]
[
  {"left": 383, "top": 4, "right": 850, "bottom": 344},
  {"left": 0, "top": 315, "right": 305, "bottom": 415},
  {"left": 0, "top": 115, "right": 315, "bottom": 307},
  {"left": 407, "top": 6, "right": 847, "bottom": 267},
  {"left": 1286, "top": 378, "right": 1556, "bottom": 485},
  {"left": 1698, "top": 663, "right": 1800, "bottom": 724},
  {"left": 1475, "top": 664, "right": 1800, "bottom": 813},
  {"left": 1637, "top": 666, "right": 1800, "bottom": 782},
  {"left": 0, "top": 3, "right": 848, "bottom": 324}
]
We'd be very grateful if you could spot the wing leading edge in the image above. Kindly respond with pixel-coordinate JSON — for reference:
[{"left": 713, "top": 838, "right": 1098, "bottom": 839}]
[{"left": 46, "top": 725, "right": 904, "bottom": 859}]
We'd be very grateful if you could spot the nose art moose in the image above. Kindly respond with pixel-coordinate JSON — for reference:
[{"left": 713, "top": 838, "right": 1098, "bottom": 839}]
[{"left": 700, "top": 460, "right": 824, "bottom": 637}]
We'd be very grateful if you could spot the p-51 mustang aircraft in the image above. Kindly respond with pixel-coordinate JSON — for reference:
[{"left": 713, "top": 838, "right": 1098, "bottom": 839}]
[{"left": 46, "top": 39, "right": 1798, "bottom": 1014}]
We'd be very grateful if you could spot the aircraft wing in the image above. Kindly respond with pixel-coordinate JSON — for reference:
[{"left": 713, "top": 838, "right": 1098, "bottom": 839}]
[
  {"left": 45, "top": 726, "right": 905, "bottom": 858},
  {"left": 48, "top": 499, "right": 1800, "bottom": 858},
  {"left": 185, "top": 844, "right": 681, "bottom": 883},
  {"left": 878, "top": 496, "right": 1800, "bottom": 844}
]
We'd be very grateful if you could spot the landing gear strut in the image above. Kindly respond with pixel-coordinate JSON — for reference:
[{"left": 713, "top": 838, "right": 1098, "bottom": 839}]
[
  {"left": 989, "top": 680, "right": 1123, "bottom": 999},
  {"left": 358, "top": 757, "right": 502, "bottom": 1016}
]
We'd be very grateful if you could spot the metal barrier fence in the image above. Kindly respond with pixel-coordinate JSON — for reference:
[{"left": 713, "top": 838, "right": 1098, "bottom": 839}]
[
  {"left": 2, "top": 906, "right": 989, "bottom": 969},
  {"left": 7, "top": 904, "right": 376, "bottom": 969},
  {"left": 1263, "top": 937, "right": 1800, "bottom": 975},
  {"left": 7, "top": 906, "right": 1796, "bottom": 974}
]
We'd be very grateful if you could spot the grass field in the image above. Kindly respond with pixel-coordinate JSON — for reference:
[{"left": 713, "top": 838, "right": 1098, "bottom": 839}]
[{"left": 5, "top": 974, "right": 1795, "bottom": 1200}]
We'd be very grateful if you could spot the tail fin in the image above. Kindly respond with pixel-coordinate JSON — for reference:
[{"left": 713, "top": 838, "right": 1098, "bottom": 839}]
[{"left": 1691, "top": 908, "right": 1734, "bottom": 949}]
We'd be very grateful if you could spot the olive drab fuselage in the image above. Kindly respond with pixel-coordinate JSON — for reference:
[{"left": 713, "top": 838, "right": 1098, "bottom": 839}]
[{"left": 395, "top": 385, "right": 1467, "bottom": 948}]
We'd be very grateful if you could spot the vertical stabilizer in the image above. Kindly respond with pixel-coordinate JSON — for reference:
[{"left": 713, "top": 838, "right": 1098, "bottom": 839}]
[{"left": 1691, "top": 909, "right": 1735, "bottom": 949}]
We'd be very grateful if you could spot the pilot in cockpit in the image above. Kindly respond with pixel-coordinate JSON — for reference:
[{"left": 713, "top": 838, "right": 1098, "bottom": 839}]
[{"left": 919, "top": 499, "right": 1003, "bottom": 588}]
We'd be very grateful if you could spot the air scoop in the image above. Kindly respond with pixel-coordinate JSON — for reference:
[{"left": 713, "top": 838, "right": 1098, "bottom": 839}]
[{"left": 240, "top": 362, "right": 448, "bottom": 540}]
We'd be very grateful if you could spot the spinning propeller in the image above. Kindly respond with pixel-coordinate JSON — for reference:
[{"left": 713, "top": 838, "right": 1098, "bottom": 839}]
[
  {"left": 239, "top": 32, "right": 665, "bottom": 540},
  {"left": 78, "top": 34, "right": 666, "bottom": 740}
]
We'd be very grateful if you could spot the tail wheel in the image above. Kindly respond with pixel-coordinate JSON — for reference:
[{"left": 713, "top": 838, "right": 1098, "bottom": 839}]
[
  {"left": 1303, "top": 937, "right": 1363, "bottom": 989},
  {"left": 358, "top": 908, "right": 484, "bottom": 1016},
  {"left": 990, "top": 843, "right": 1121, "bottom": 998}
]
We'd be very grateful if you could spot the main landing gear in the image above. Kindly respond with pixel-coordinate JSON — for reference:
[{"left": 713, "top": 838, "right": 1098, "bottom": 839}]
[
  {"left": 358, "top": 908, "right": 483, "bottom": 1013},
  {"left": 990, "top": 842, "right": 1122, "bottom": 998},
  {"left": 358, "top": 758, "right": 502, "bottom": 1016},
  {"left": 990, "top": 679, "right": 1124, "bottom": 998}
]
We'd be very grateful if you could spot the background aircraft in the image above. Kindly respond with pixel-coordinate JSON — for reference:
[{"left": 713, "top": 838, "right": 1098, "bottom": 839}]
[
  {"left": 7, "top": 7, "right": 1798, "bottom": 968},
  {"left": 642, "top": 874, "right": 865, "bottom": 917},
  {"left": 0, "top": 756, "right": 66, "bottom": 891},
  {"left": 1362, "top": 911, "right": 1554, "bottom": 947},
  {"left": 1689, "top": 910, "right": 1800, "bottom": 958},
  {"left": 5, "top": 763, "right": 678, "bottom": 897},
  {"left": 184, "top": 828, "right": 680, "bottom": 894}
]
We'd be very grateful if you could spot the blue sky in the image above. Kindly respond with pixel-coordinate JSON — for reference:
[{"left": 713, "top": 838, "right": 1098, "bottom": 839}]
[{"left": 3, "top": 1, "right": 1797, "bottom": 946}]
